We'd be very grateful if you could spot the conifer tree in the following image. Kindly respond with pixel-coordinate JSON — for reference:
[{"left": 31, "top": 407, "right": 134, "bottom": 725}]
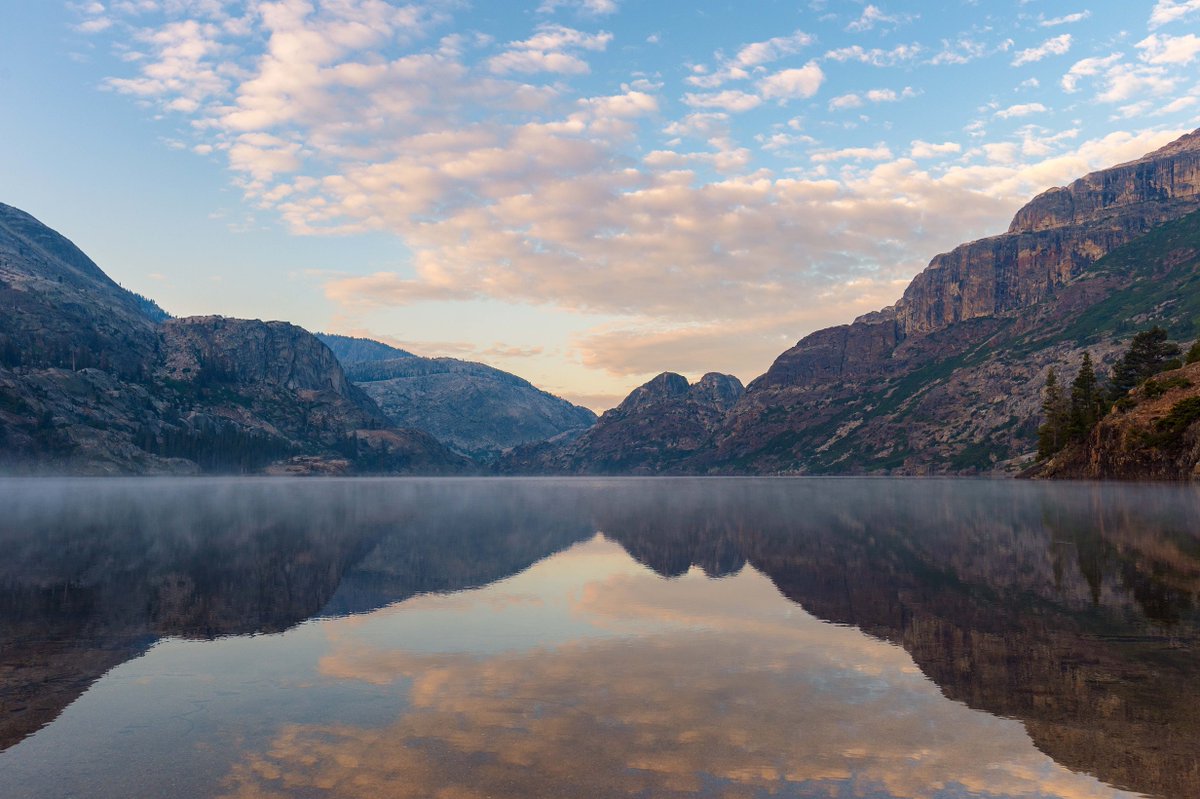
[
  {"left": 1108, "top": 326, "right": 1180, "bottom": 400},
  {"left": 1068, "top": 352, "right": 1103, "bottom": 441},
  {"left": 1187, "top": 340, "right": 1200, "bottom": 365},
  {"left": 1037, "top": 368, "right": 1070, "bottom": 458}
]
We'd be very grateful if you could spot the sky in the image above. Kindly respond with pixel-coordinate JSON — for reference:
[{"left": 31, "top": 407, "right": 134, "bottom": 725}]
[{"left": 1, "top": 1, "right": 1199, "bottom": 410}]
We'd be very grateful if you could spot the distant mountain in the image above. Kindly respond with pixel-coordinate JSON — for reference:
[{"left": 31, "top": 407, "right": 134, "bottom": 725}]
[
  {"left": 503, "top": 372, "right": 742, "bottom": 474},
  {"left": 0, "top": 203, "right": 470, "bottom": 475},
  {"left": 317, "top": 333, "right": 414, "bottom": 364},
  {"left": 318, "top": 332, "right": 597, "bottom": 458}
]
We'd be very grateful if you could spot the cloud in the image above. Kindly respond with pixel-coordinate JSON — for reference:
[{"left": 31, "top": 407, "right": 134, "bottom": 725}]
[
  {"left": 1060, "top": 53, "right": 1122, "bottom": 92},
  {"left": 823, "top": 43, "right": 923, "bottom": 66},
  {"left": 910, "top": 140, "right": 962, "bottom": 159},
  {"left": 995, "top": 102, "right": 1047, "bottom": 119},
  {"left": 828, "top": 86, "right": 915, "bottom": 111},
  {"left": 846, "top": 4, "right": 914, "bottom": 32},
  {"left": 488, "top": 24, "right": 612, "bottom": 74},
  {"left": 1012, "top": 34, "right": 1072, "bottom": 66},
  {"left": 682, "top": 89, "right": 762, "bottom": 112},
  {"left": 537, "top": 0, "right": 619, "bottom": 15},
  {"left": 1040, "top": 11, "right": 1091, "bottom": 26},
  {"left": 686, "top": 29, "right": 814, "bottom": 89},
  {"left": 1136, "top": 32, "right": 1200, "bottom": 65},
  {"left": 930, "top": 36, "right": 1014, "bottom": 66},
  {"left": 758, "top": 63, "right": 825, "bottom": 101},
  {"left": 1149, "top": 0, "right": 1200, "bottom": 29}
]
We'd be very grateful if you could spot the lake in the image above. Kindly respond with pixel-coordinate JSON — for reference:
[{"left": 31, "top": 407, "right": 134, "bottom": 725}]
[{"left": 0, "top": 477, "right": 1197, "bottom": 799}]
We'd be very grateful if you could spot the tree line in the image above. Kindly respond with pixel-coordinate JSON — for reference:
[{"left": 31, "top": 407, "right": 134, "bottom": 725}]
[{"left": 1038, "top": 327, "right": 1199, "bottom": 458}]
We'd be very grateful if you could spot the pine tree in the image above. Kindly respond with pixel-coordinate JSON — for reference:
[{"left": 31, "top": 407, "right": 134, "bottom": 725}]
[
  {"left": 1068, "top": 352, "right": 1103, "bottom": 442},
  {"left": 1187, "top": 340, "right": 1200, "bottom": 365},
  {"left": 1037, "top": 368, "right": 1070, "bottom": 458},
  {"left": 1108, "top": 326, "right": 1180, "bottom": 400}
]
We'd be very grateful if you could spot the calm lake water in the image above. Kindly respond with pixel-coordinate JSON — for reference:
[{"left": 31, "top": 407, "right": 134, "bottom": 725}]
[{"left": 0, "top": 478, "right": 1198, "bottom": 799}]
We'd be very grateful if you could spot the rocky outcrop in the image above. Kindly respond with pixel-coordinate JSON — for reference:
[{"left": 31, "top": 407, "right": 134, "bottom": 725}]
[
  {"left": 1036, "top": 360, "right": 1200, "bottom": 479},
  {"left": 697, "top": 129, "right": 1200, "bottom": 475},
  {"left": 0, "top": 206, "right": 470, "bottom": 475},
  {"left": 320, "top": 337, "right": 597, "bottom": 458},
  {"left": 503, "top": 372, "right": 743, "bottom": 474}
]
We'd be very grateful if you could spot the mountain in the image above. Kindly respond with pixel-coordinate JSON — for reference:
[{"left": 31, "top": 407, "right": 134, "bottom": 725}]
[
  {"left": 0, "top": 203, "right": 469, "bottom": 475},
  {"left": 503, "top": 371, "right": 743, "bottom": 474},
  {"left": 317, "top": 333, "right": 415, "bottom": 364},
  {"left": 318, "top": 332, "right": 597, "bottom": 458}
]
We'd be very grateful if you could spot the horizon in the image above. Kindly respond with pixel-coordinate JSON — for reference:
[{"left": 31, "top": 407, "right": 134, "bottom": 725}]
[{"left": 3, "top": 2, "right": 1199, "bottom": 411}]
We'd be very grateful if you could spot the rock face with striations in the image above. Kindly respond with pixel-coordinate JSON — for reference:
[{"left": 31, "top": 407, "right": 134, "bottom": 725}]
[
  {"left": 319, "top": 333, "right": 597, "bottom": 458},
  {"left": 697, "top": 129, "right": 1200, "bottom": 475},
  {"left": 0, "top": 205, "right": 470, "bottom": 475},
  {"left": 503, "top": 372, "right": 743, "bottom": 474}
]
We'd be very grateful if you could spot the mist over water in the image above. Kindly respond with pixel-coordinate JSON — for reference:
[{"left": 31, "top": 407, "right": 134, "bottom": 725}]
[{"left": 1, "top": 477, "right": 1198, "bottom": 799}]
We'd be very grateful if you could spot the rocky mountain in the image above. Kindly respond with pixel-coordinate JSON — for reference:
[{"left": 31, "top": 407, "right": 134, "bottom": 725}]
[
  {"left": 503, "top": 371, "right": 742, "bottom": 474},
  {"left": 1035, "top": 360, "right": 1200, "bottom": 479},
  {"left": 318, "top": 332, "right": 597, "bottom": 458},
  {"left": 0, "top": 203, "right": 469, "bottom": 475},
  {"left": 697, "top": 130, "right": 1200, "bottom": 475}
]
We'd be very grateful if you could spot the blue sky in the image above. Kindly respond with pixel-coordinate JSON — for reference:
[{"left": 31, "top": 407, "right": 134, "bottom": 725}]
[{"left": 2, "top": 1, "right": 1199, "bottom": 409}]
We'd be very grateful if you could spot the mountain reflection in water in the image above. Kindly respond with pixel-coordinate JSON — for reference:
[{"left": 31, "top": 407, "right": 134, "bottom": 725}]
[{"left": 0, "top": 477, "right": 1197, "bottom": 799}]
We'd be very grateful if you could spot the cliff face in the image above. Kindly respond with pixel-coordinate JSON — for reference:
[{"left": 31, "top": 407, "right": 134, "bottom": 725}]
[
  {"left": 895, "top": 129, "right": 1200, "bottom": 337},
  {"left": 698, "top": 129, "right": 1200, "bottom": 475},
  {"left": 0, "top": 207, "right": 469, "bottom": 475},
  {"left": 503, "top": 372, "right": 743, "bottom": 474},
  {"left": 326, "top": 341, "right": 597, "bottom": 459},
  {"left": 1037, "top": 360, "right": 1200, "bottom": 480}
]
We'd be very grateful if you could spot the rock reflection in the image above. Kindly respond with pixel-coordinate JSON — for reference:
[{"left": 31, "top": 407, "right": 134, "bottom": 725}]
[{"left": 0, "top": 478, "right": 1198, "bottom": 798}]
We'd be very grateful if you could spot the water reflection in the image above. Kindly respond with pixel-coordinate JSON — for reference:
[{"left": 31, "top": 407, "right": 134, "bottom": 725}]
[{"left": 0, "top": 478, "right": 1197, "bottom": 798}]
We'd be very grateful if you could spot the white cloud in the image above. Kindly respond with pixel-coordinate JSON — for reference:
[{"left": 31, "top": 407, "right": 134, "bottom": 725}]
[
  {"left": 537, "top": 0, "right": 619, "bottom": 15},
  {"left": 1060, "top": 53, "right": 1122, "bottom": 92},
  {"left": 846, "top": 4, "right": 913, "bottom": 32},
  {"left": 687, "top": 30, "right": 814, "bottom": 89},
  {"left": 824, "top": 43, "right": 922, "bottom": 66},
  {"left": 829, "top": 93, "right": 864, "bottom": 111},
  {"left": 758, "top": 64, "right": 825, "bottom": 101},
  {"left": 488, "top": 24, "right": 612, "bottom": 75},
  {"left": 682, "top": 89, "right": 762, "bottom": 112},
  {"left": 1040, "top": 11, "right": 1091, "bottom": 27},
  {"left": 829, "top": 87, "right": 914, "bottom": 111},
  {"left": 910, "top": 140, "right": 961, "bottom": 159},
  {"left": 930, "top": 37, "right": 1013, "bottom": 66},
  {"left": 995, "top": 103, "right": 1047, "bottom": 119},
  {"left": 1136, "top": 32, "right": 1200, "bottom": 65},
  {"left": 810, "top": 144, "right": 893, "bottom": 163},
  {"left": 1012, "top": 34, "right": 1072, "bottom": 66},
  {"left": 1149, "top": 0, "right": 1200, "bottom": 29}
]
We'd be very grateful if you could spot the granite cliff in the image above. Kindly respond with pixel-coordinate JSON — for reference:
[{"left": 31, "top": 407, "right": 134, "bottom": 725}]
[
  {"left": 319, "top": 333, "right": 597, "bottom": 459},
  {"left": 0, "top": 203, "right": 469, "bottom": 475},
  {"left": 698, "top": 129, "right": 1200, "bottom": 474}
]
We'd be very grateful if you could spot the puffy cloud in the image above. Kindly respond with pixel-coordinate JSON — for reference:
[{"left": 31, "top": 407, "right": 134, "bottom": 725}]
[
  {"left": 829, "top": 86, "right": 914, "bottom": 111},
  {"left": 488, "top": 24, "right": 612, "bottom": 74},
  {"left": 686, "top": 29, "right": 814, "bottom": 89},
  {"left": 1060, "top": 53, "right": 1122, "bottom": 92},
  {"left": 758, "top": 63, "right": 825, "bottom": 101},
  {"left": 1012, "top": 34, "right": 1072, "bottom": 66},
  {"left": 995, "top": 102, "right": 1047, "bottom": 119},
  {"left": 1136, "top": 32, "right": 1200, "bottom": 65},
  {"left": 846, "top": 4, "right": 914, "bottom": 32},
  {"left": 910, "top": 140, "right": 962, "bottom": 159},
  {"left": 1149, "top": 0, "right": 1200, "bottom": 29}
]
